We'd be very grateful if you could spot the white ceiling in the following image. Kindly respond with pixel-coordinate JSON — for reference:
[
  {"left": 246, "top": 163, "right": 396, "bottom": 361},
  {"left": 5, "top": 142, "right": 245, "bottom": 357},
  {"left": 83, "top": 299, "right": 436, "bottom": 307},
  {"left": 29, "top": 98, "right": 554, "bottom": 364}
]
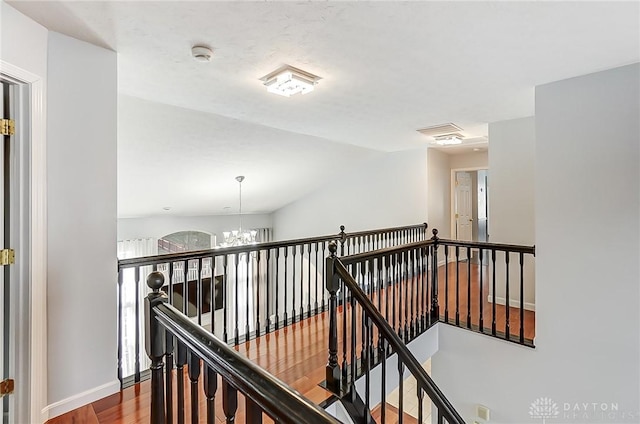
[{"left": 8, "top": 1, "right": 640, "bottom": 217}]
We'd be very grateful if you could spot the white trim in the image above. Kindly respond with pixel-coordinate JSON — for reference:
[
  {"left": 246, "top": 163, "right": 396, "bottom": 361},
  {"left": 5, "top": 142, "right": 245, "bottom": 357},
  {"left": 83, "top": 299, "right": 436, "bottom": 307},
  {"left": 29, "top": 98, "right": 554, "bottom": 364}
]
[
  {"left": 0, "top": 60, "right": 47, "bottom": 424},
  {"left": 487, "top": 294, "right": 535, "bottom": 312},
  {"left": 42, "top": 380, "right": 119, "bottom": 420}
]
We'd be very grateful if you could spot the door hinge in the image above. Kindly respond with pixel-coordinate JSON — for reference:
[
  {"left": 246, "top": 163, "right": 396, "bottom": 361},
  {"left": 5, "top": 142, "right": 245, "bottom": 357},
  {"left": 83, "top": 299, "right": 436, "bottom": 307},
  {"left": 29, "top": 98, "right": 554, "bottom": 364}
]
[
  {"left": 0, "top": 119, "right": 15, "bottom": 136},
  {"left": 0, "top": 249, "right": 15, "bottom": 266},
  {"left": 455, "top": 213, "right": 459, "bottom": 219},
  {"left": 0, "top": 379, "right": 14, "bottom": 397}
]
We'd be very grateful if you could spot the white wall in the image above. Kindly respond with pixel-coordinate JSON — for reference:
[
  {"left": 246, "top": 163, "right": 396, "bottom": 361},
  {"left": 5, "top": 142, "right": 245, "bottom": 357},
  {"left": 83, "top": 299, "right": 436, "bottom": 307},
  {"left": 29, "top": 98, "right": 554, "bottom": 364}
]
[
  {"left": 46, "top": 32, "right": 118, "bottom": 417},
  {"left": 449, "top": 151, "right": 488, "bottom": 170},
  {"left": 118, "top": 213, "right": 273, "bottom": 243},
  {"left": 432, "top": 64, "right": 640, "bottom": 423},
  {"left": 426, "top": 149, "right": 451, "bottom": 238},
  {"left": 273, "top": 149, "right": 428, "bottom": 240},
  {"left": 488, "top": 117, "right": 536, "bottom": 308}
]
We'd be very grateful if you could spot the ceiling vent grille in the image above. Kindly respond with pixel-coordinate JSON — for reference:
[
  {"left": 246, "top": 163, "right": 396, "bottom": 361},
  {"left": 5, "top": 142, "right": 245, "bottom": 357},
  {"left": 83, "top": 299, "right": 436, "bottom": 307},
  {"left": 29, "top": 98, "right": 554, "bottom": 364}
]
[{"left": 417, "top": 123, "right": 463, "bottom": 138}]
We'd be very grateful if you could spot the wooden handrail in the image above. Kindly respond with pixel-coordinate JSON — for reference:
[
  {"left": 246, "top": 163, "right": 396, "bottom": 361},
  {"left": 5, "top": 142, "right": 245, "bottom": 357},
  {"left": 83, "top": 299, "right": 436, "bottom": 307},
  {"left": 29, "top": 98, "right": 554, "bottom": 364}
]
[
  {"left": 119, "top": 223, "right": 429, "bottom": 269},
  {"left": 152, "top": 302, "right": 340, "bottom": 423}
]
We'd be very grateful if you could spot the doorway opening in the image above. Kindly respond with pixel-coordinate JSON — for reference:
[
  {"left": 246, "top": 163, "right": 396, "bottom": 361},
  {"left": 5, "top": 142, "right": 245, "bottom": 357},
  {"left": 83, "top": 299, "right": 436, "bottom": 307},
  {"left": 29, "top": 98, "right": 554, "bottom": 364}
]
[{"left": 451, "top": 167, "right": 489, "bottom": 261}]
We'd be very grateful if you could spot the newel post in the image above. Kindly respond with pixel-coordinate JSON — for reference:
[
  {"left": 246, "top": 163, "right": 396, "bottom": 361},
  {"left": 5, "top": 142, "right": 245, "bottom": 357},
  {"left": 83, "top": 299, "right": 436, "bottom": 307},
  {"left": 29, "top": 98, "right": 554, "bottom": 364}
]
[
  {"left": 430, "top": 229, "right": 440, "bottom": 323},
  {"left": 338, "top": 225, "right": 347, "bottom": 256},
  {"left": 145, "top": 271, "right": 168, "bottom": 424},
  {"left": 325, "top": 241, "right": 341, "bottom": 393}
]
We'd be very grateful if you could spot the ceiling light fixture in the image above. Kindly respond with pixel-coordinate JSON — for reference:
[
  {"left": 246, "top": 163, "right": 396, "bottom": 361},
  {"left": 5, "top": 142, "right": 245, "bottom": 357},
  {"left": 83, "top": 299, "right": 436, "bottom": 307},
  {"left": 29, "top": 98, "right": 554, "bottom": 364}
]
[
  {"left": 191, "top": 45, "right": 213, "bottom": 62},
  {"left": 261, "top": 65, "right": 320, "bottom": 97},
  {"left": 219, "top": 176, "right": 257, "bottom": 247},
  {"left": 434, "top": 135, "right": 464, "bottom": 145}
]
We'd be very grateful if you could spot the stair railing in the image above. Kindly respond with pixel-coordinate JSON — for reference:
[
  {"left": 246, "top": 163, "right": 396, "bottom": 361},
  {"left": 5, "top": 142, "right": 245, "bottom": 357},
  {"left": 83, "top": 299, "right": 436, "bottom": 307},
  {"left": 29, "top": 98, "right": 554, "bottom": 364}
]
[
  {"left": 145, "top": 271, "right": 341, "bottom": 424},
  {"left": 325, "top": 241, "right": 465, "bottom": 424},
  {"left": 119, "top": 223, "right": 429, "bottom": 387},
  {"left": 324, "top": 230, "right": 535, "bottom": 422}
]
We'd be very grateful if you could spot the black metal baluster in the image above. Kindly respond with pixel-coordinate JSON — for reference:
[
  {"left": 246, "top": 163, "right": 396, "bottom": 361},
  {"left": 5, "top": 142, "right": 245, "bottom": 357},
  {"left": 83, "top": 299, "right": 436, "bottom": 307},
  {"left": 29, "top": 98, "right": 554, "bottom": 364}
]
[
  {"left": 416, "top": 247, "right": 422, "bottom": 331},
  {"left": 197, "top": 258, "right": 203, "bottom": 325},
  {"left": 444, "top": 246, "right": 449, "bottom": 323},
  {"left": 479, "top": 249, "right": 484, "bottom": 332},
  {"left": 360, "top": 262, "right": 366, "bottom": 359},
  {"left": 410, "top": 248, "right": 416, "bottom": 338},
  {"left": 223, "top": 256, "right": 228, "bottom": 343},
  {"left": 222, "top": 380, "right": 238, "bottom": 424},
  {"left": 384, "top": 255, "right": 390, "bottom": 326},
  {"left": 520, "top": 252, "right": 525, "bottom": 344},
  {"left": 467, "top": 247, "right": 472, "bottom": 329},
  {"left": 284, "top": 246, "right": 296, "bottom": 327},
  {"left": 307, "top": 243, "right": 312, "bottom": 317},
  {"left": 234, "top": 253, "right": 240, "bottom": 345},
  {"left": 256, "top": 250, "right": 261, "bottom": 338},
  {"left": 365, "top": 314, "right": 372, "bottom": 416},
  {"left": 381, "top": 339, "right": 387, "bottom": 423},
  {"left": 293, "top": 246, "right": 297, "bottom": 323},
  {"left": 341, "top": 270, "right": 348, "bottom": 383},
  {"left": 165, "top": 329, "right": 174, "bottom": 422},
  {"left": 321, "top": 242, "right": 326, "bottom": 311},
  {"left": 204, "top": 365, "right": 217, "bottom": 424},
  {"left": 418, "top": 387, "right": 425, "bottom": 424},
  {"left": 188, "top": 350, "right": 200, "bottom": 424},
  {"left": 176, "top": 341, "right": 186, "bottom": 424},
  {"left": 246, "top": 398, "right": 263, "bottom": 424},
  {"left": 505, "top": 252, "right": 510, "bottom": 339},
  {"left": 314, "top": 242, "right": 319, "bottom": 314},
  {"left": 377, "top": 258, "right": 383, "bottom": 322},
  {"left": 430, "top": 230, "right": 440, "bottom": 324},
  {"left": 492, "top": 249, "right": 497, "bottom": 336},
  {"left": 245, "top": 252, "right": 250, "bottom": 338},
  {"left": 350, "top": 285, "right": 356, "bottom": 388},
  {"left": 300, "top": 244, "right": 305, "bottom": 319},
  {"left": 403, "top": 251, "right": 409, "bottom": 340},
  {"left": 392, "top": 253, "right": 397, "bottom": 333},
  {"left": 398, "top": 362, "right": 404, "bottom": 424},
  {"left": 134, "top": 266, "right": 141, "bottom": 383},
  {"left": 210, "top": 258, "right": 216, "bottom": 336},
  {"left": 265, "top": 249, "right": 271, "bottom": 334},
  {"left": 455, "top": 246, "right": 460, "bottom": 326},
  {"left": 275, "top": 248, "right": 280, "bottom": 329}
]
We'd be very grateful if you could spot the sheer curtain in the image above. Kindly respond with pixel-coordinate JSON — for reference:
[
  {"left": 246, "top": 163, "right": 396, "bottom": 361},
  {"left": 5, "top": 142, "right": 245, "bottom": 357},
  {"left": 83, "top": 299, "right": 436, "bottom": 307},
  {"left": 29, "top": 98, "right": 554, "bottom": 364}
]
[{"left": 117, "top": 238, "right": 157, "bottom": 379}]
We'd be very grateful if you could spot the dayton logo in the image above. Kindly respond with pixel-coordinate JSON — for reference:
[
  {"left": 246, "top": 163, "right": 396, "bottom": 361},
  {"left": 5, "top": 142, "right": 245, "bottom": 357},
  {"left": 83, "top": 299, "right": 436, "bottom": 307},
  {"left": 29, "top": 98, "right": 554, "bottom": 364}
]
[{"left": 529, "top": 397, "right": 560, "bottom": 423}]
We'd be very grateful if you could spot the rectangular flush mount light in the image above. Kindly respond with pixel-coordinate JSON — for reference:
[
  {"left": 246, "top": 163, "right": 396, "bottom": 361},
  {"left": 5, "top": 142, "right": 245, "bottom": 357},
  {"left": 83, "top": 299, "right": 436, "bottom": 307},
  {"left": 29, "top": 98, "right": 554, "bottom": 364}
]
[
  {"left": 434, "top": 135, "right": 463, "bottom": 145},
  {"left": 261, "top": 65, "right": 320, "bottom": 97}
]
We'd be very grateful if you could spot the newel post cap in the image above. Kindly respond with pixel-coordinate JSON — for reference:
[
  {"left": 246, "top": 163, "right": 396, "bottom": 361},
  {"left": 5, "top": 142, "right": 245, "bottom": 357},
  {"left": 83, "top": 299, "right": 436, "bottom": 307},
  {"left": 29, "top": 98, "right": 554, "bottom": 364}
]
[
  {"left": 147, "top": 271, "right": 165, "bottom": 291},
  {"left": 328, "top": 241, "right": 338, "bottom": 257}
]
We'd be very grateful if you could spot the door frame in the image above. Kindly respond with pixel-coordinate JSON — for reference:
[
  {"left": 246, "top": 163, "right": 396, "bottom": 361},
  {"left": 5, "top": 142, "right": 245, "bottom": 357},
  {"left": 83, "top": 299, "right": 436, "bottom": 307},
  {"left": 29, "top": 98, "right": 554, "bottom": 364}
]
[
  {"left": 0, "top": 60, "right": 47, "bottom": 424},
  {"left": 450, "top": 166, "right": 488, "bottom": 243}
]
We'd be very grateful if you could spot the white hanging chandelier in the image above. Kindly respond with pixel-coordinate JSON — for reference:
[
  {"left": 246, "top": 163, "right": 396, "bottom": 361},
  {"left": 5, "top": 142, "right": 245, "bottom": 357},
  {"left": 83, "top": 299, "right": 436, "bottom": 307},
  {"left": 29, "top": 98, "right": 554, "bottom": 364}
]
[{"left": 220, "top": 176, "right": 257, "bottom": 247}]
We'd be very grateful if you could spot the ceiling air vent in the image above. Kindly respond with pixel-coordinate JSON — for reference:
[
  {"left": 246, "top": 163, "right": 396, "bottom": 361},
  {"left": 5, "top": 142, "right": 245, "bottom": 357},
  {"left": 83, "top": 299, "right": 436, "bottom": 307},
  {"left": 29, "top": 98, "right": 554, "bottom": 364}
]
[{"left": 417, "top": 123, "right": 463, "bottom": 138}]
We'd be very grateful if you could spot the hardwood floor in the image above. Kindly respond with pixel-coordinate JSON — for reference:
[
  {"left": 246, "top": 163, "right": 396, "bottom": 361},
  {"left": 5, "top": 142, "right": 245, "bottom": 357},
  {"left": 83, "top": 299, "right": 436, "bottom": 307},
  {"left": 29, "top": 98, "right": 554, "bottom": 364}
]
[{"left": 49, "top": 263, "right": 534, "bottom": 423}]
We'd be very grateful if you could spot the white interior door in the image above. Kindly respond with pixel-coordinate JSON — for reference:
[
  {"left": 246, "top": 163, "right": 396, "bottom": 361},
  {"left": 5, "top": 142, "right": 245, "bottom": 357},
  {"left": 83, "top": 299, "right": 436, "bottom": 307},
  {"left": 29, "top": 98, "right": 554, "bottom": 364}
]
[{"left": 455, "top": 172, "right": 473, "bottom": 241}]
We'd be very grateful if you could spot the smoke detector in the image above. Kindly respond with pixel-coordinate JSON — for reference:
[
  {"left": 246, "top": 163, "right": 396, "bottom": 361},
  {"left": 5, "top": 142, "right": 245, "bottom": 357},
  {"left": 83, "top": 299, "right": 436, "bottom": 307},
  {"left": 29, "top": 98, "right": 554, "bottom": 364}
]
[{"left": 191, "top": 45, "right": 213, "bottom": 62}]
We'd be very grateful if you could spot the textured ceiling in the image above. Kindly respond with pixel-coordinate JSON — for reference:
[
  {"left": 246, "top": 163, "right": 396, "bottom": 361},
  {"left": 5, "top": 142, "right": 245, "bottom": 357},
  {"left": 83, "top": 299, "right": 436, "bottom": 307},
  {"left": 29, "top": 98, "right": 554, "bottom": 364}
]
[{"left": 9, "top": 1, "right": 640, "bottom": 217}]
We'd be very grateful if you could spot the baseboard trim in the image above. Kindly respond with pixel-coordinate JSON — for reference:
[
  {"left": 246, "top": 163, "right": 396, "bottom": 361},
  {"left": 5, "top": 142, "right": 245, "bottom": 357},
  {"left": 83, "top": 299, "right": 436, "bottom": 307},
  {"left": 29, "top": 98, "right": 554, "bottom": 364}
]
[
  {"left": 42, "top": 379, "right": 120, "bottom": 420},
  {"left": 487, "top": 295, "right": 535, "bottom": 311}
]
